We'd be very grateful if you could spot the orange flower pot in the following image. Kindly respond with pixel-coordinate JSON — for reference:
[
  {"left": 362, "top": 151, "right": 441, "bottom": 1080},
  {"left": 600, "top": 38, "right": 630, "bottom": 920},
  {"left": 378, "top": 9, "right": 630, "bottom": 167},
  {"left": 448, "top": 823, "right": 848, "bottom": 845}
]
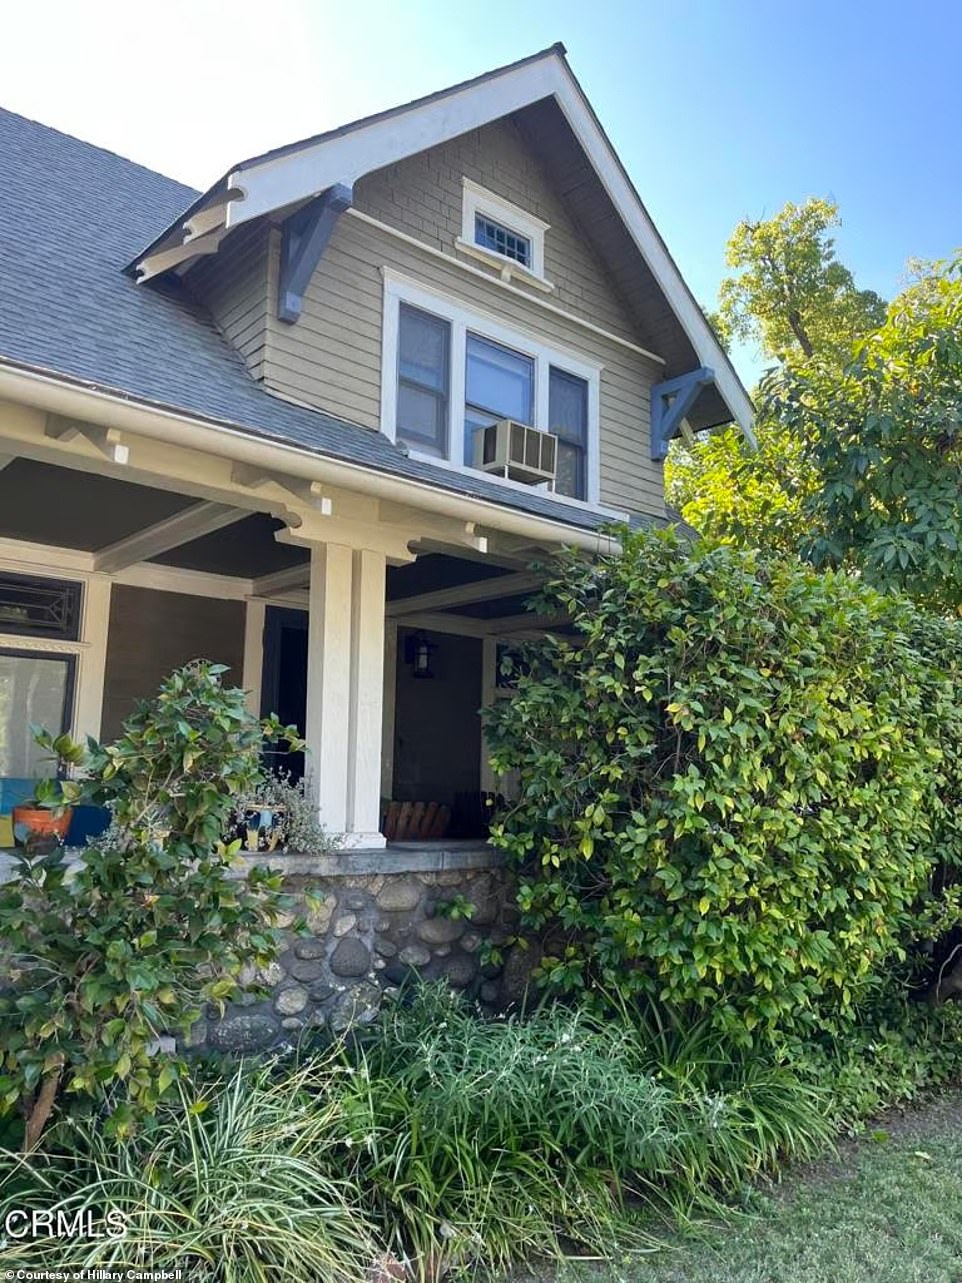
[{"left": 12, "top": 805, "right": 73, "bottom": 847}]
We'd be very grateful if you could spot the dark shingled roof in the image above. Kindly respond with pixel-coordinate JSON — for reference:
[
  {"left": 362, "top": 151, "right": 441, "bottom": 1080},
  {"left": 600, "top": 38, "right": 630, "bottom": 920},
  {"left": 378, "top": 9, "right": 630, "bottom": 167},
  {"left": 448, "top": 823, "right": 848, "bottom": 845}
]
[{"left": 0, "top": 107, "right": 647, "bottom": 536}]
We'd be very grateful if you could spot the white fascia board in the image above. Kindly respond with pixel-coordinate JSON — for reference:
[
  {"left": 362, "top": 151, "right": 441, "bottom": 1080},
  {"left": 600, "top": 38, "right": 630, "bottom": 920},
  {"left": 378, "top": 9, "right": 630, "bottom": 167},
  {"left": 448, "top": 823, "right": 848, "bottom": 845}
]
[
  {"left": 225, "top": 51, "right": 752, "bottom": 437},
  {"left": 547, "top": 74, "right": 756, "bottom": 440},
  {"left": 226, "top": 58, "right": 561, "bottom": 227}
]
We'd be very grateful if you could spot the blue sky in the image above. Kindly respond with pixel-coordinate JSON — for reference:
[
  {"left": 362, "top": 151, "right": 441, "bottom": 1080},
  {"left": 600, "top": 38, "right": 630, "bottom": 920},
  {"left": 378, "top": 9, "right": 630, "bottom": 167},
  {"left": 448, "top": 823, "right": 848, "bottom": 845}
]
[{"left": 3, "top": 0, "right": 959, "bottom": 384}]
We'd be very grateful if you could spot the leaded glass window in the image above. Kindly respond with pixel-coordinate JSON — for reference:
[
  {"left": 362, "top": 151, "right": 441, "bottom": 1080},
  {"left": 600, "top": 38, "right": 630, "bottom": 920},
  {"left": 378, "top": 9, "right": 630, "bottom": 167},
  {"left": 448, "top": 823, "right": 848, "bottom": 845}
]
[{"left": 0, "top": 573, "right": 82, "bottom": 641}]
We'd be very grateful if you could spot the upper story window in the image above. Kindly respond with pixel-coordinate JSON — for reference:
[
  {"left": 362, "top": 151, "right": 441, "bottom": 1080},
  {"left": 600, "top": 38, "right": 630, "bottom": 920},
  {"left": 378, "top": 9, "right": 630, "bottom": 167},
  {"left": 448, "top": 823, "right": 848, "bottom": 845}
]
[
  {"left": 384, "top": 273, "right": 600, "bottom": 505},
  {"left": 458, "top": 180, "right": 552, "bottom": 290},
  {"left": 474, "top": 215, "right": 531, "bottom": 269},
  {"left": 397, "top": 303, "right": 450, "bottom": 458},
  {"left": 464, "top": 334, "right": 534, "bottom": 464},
  {"left": 549, "top": 368, "right": 589, "bottom": 502}
]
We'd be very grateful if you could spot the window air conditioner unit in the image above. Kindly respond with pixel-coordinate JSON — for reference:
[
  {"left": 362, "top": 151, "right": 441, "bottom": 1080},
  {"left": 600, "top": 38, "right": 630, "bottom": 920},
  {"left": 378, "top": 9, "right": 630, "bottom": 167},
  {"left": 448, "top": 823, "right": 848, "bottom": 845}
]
[{"left": 473, "top": 419, "right": 557, "bottom": 486}]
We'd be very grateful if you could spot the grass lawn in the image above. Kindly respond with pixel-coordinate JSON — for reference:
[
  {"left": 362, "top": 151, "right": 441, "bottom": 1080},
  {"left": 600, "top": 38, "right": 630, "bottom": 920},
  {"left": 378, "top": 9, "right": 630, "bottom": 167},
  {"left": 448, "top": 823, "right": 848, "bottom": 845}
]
[{"left": 555, "top": 1095, "right": 962, "bottom": 1283}]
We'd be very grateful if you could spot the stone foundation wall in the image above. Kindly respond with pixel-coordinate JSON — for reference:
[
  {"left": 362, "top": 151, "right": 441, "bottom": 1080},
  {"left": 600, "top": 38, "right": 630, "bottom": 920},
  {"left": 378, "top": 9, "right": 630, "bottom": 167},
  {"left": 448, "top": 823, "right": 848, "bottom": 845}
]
[{"left": 192, "top": 850, "right": 533, "bottom": 1054}]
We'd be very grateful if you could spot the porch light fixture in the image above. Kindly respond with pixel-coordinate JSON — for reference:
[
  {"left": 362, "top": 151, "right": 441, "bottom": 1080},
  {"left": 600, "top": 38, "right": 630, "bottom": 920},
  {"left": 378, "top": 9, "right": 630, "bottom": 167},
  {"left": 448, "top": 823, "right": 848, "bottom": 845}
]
[{"left": 405, "top": 632, "right": 437, "bottom": 680}]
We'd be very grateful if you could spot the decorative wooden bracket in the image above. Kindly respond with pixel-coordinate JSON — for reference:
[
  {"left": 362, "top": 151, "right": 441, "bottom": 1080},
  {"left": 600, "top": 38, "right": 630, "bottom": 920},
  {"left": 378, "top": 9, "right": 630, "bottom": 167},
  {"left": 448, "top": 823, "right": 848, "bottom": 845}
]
[
  {"left": 45, "top": 415, "right": 129, "bottom": 464},
  {"left": 231, "top": 463, "right": 333, "bottom": 515},
  {"left": 378, "top": 501, "right": 488, "bottom": 554},
  {"left": 650, "top": 367, "right": 714, "bottom": 461},
  {"left": 277, "top": 183, "right": 353, "bottom": 323}
]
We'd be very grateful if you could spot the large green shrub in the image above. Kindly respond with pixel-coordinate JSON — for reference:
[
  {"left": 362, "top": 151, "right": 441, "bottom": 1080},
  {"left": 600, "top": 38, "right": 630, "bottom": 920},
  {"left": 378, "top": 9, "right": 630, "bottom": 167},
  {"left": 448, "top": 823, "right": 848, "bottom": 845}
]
[
  {"left": 485, "top": 529, "right": 960, "bottom": 1043},
  {"left": 0, "top": 661, "right": 301, "bottom": 1148}
]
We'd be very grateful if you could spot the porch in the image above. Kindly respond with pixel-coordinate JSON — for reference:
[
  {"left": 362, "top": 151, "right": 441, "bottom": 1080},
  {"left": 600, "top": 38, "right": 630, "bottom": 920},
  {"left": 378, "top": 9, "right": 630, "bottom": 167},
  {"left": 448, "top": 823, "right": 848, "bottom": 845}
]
[{"left": 0, "top": 398, "right": 574, "bottom": 850}]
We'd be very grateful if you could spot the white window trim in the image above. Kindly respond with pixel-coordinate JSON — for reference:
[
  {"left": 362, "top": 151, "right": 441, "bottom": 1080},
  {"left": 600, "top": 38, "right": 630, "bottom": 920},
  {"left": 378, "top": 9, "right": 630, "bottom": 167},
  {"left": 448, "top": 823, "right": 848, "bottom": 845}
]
[
  {"left": 0, "top": 557, "right": 106, "bottom": 746},
  {"left": 458, "top": 178, "right": 554, "bottom": 291},
  {"left": 380, "top": 268, "right": 604, "bottom": 510}
]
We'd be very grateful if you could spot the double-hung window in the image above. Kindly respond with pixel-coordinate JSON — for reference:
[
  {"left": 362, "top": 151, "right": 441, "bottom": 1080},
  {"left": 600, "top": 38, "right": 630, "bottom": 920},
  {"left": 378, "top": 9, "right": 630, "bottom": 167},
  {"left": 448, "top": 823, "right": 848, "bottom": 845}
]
[
  {"left": 386, "top": 275, "right": 599, "bottom": 505},
  {"left": 396, "top": 303, "right": 450, "bottom": 458},
  {"left": 464, "top": 335, "right": 534, "bottom": 464},
  {"left": 548, "top": 367, "right": 589, "bottom": 500}
]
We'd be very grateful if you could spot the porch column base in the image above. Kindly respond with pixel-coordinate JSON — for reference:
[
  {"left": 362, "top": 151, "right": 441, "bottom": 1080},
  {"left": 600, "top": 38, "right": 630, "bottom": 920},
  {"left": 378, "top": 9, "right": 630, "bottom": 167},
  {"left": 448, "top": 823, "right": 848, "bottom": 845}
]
[{"left": 337, "top": 830, "right": 387, "bottom": 851}]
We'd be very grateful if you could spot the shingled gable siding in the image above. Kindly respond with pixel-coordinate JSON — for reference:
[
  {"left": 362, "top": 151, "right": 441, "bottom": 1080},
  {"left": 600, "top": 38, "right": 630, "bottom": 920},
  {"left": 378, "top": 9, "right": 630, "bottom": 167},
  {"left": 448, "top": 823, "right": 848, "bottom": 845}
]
[
  {"left": 356, "top": 117, "right": 641, "bottom": 345},
  {"left": 259, "top": 121, "right": 665, "bottom": 518},
  {"left": 186, "top": 223, "right": 271, "bottom": 381}
]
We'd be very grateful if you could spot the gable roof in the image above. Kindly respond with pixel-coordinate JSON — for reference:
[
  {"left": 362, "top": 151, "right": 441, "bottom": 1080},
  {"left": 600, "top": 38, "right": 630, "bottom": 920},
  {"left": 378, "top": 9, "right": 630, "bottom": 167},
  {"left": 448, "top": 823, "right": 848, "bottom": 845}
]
[
  {"left": 132, "top": 43, "right": 753, "bottom": 438},
  {"left": 0, "top": 105, "right": 647, "bottom": 537}
]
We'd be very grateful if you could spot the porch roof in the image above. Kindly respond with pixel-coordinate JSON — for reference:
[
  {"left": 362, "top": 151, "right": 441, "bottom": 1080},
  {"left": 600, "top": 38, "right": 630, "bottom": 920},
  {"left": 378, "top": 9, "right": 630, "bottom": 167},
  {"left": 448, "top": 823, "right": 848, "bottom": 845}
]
[{"left": 0, "top": 107, "right": 649, "bottom": 538}]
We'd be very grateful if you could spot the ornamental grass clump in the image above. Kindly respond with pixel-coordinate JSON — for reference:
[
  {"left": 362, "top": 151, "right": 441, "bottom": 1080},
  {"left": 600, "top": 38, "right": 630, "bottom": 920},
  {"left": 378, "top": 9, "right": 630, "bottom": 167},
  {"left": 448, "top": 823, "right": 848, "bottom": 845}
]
[
  {"left": 1, "top": 990, "right": 833, "bottom": 1281},
  {"left": 328, "top": 986, "right": 832, "bottom": 1275},
  {"left": 484, "top": 527, "right": 962, "bottom": 1045},
  {"left": 0, "top": 1058, "right": 376, "bottom": 1281}
]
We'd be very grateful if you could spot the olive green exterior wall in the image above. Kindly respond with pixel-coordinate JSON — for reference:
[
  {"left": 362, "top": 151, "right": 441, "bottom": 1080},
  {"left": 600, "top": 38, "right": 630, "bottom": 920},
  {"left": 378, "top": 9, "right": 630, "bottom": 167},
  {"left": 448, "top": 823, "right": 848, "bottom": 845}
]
[{"left": 190, "top": 116, "right": 668, "bottom": 519}]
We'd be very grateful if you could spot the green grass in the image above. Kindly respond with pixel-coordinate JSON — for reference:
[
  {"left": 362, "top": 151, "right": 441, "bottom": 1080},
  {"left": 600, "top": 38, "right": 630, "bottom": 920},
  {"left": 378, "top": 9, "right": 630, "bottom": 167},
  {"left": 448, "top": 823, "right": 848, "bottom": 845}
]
[{"left": 553, "top": 1096, "right": 962, "bottom": 1283}]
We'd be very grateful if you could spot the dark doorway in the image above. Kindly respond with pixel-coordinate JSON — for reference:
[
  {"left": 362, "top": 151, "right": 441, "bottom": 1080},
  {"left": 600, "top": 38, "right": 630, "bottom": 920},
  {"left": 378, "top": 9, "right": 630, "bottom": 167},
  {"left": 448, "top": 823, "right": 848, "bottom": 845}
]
[
  {"left": 260, "top": 606, "right": 308, "bottom": 781},
  {"left": 393, "top": 627, "right": 484, "bottom": 837}
]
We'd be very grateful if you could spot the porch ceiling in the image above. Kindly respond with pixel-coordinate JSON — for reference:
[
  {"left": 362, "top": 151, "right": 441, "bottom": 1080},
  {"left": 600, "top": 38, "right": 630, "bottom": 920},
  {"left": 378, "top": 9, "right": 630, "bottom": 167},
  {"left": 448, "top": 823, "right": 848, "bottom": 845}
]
[
  {"left": 0, "top": 459, "right": 195, "bottom": 550},
  {"left": 0, "top": 457, "right": 305, "bottom": 578},
  {"left": 154, "top": 514, "right": 307, "bottom": 577},
  {"left": 387, "top": 553, "right": 520, "bottom": 603}
]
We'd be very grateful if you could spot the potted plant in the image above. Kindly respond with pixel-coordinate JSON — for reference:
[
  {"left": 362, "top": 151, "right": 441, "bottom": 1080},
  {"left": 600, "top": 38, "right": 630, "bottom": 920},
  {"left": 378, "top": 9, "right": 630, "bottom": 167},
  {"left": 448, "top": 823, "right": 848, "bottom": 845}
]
[
  {"left": 11, "top": 729, "right": 86, "bottom": 851},
  {"left": 225, "top": 769, "right": 340, "bottom": 856}
]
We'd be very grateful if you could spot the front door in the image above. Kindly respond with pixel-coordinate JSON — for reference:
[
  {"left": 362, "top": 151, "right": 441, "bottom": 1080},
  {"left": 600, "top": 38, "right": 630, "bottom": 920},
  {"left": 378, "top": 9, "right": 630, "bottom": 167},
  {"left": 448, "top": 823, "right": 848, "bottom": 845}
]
[{"left": 392, "top": 627, "right": 484, "bottom": 837}]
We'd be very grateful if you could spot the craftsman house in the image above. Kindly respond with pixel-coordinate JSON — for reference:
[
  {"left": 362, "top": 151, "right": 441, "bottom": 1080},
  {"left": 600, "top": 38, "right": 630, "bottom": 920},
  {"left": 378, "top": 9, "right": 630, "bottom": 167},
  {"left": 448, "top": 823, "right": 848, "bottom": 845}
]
[{"left": 0, "top": 44, "right": 752, "bottom": 849}]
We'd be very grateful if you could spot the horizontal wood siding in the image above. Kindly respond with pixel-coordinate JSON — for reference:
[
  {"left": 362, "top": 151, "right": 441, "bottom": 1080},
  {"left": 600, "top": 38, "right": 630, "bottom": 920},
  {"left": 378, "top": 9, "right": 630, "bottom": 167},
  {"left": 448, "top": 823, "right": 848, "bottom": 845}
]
[
  {"left": 264, "top": 212, "right": 665, "bottom": 518},
  {"left": 101, "top": 585, "right": 245, "bottom": 741},
  {"left": 187, "top": 224, "right": 270, "bottom": 379}
]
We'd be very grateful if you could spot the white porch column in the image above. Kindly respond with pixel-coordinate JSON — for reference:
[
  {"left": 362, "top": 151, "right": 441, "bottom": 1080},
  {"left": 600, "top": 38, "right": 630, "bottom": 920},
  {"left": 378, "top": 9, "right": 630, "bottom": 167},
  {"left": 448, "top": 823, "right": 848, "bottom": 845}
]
[
  {"left": 242, "top": 598, "right": 266, "bottom": 716},
  {"left": 305, "top": 542, "right": 353, "bottom": 834},
  {"left": 346, "top": 549, "right": 387, "bottom": 847},
  {"left": 381, "top": 620, "right": 399, "bottom": 800},
  {"left": 74, "top": 574, "right": 112, "bottom": 741}
]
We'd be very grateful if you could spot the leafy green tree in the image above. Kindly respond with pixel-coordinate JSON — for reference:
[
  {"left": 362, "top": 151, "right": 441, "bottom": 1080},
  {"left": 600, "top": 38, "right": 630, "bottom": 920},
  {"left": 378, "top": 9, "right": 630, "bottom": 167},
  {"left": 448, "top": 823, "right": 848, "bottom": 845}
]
[
  {"left": 718, "top": 198, "right": 886, "bottom": 363},
  {"left": 485, "top": 529, "right": 959, "bottom": 1046},
  {"left": 0, "top": 662, "right": 302, "bottom": 1149},
  {"left": 776, "top": 257, "right": 962, "bottom": 610},
  {"left": 666, "top": 411, "right": 816, "bottom": 558},
  {"left": 668, "top": 198, "right": 884, "bottom": 550}
]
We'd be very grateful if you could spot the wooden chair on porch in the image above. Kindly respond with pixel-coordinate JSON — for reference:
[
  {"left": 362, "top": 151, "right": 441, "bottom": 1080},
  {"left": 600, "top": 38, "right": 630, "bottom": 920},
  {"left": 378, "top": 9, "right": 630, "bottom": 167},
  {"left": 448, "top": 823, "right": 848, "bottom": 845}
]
[{"left": 381, "top": 800, "right": 451, "bottom": 842}]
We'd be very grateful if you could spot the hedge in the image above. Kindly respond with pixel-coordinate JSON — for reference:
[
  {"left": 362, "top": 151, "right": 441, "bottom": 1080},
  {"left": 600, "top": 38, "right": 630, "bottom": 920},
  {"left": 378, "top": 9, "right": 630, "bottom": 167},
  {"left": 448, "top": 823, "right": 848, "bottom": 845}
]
[{"left": 485, "top": 528, "right": 962, "bottom": 1044}]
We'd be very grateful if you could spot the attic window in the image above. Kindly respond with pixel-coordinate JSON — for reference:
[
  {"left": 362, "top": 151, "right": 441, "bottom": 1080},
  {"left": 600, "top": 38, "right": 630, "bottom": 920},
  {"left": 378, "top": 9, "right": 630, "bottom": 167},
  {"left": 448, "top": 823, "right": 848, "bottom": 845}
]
[
  {"left": 474, "top": 214, "right": 530, "bottom": 268},
  {"left": 457, "top": 179, "right": 552, "bottom": 291}
]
